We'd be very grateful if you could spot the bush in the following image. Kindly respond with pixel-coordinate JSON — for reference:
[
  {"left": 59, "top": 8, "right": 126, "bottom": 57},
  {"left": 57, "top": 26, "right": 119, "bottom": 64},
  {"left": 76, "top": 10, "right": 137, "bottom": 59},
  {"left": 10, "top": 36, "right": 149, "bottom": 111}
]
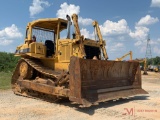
[{"left": 0, "top": 52, "right": 20, "bottom": 72}]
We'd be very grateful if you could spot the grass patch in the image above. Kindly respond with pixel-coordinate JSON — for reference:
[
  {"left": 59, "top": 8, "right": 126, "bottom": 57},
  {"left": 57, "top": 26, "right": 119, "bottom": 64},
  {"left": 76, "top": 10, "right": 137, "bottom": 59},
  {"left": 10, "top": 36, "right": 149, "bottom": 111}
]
[{"left": 0, "top": 71, "right": 12, "bottom": 90}]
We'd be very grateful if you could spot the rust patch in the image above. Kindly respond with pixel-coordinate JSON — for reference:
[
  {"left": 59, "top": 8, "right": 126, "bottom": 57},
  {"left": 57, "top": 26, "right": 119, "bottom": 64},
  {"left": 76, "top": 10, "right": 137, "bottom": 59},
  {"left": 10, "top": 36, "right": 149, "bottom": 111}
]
[{"left": 69, "top": 56, "right": 148, "bottom": 106}]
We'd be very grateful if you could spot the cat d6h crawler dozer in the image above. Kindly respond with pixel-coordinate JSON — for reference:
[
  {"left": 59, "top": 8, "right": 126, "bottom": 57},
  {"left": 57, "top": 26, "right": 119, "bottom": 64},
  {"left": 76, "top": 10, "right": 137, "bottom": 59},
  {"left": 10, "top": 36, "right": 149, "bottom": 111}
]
[{"left": 12, "top": 14, "right": 147, "bottom": 107}]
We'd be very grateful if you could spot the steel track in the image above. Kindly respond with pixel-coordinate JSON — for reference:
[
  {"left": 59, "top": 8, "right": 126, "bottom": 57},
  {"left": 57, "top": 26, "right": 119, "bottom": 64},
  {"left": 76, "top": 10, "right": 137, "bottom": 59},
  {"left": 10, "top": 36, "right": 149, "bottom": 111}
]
[{"left": 11, "top": 58, "right": 67, "bottom": 101}]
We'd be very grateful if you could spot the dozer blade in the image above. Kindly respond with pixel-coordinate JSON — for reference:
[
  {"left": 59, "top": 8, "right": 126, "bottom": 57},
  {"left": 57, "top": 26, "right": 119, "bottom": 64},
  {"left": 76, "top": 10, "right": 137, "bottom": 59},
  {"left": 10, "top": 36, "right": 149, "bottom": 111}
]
[{"left": 69, "top": 56, "right": 148, "bottom": 107}]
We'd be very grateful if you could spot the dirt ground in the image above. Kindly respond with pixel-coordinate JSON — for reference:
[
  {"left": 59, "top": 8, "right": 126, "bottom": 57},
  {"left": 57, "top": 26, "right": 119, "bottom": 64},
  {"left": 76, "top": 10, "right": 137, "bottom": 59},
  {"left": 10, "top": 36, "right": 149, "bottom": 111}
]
[{"left": 0, "top": 71, "right": 160, "bottom": 120}]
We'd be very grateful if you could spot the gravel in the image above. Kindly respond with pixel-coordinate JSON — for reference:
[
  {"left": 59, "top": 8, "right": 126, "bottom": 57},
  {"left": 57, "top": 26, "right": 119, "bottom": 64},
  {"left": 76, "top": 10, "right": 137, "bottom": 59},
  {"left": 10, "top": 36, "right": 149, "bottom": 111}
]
[{"left": 0, "top": 72, "right": 160, "bottom": 120}]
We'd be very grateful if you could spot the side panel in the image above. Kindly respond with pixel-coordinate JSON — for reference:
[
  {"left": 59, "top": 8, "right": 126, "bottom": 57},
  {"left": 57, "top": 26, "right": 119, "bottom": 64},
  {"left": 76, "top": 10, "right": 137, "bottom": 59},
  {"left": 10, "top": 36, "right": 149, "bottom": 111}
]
[
  {"left": 29, "top": 42, "right": 46, "bottom": 55},
  {"left": 58, "top": 40, "right": 72, "bottom": 63},
  {"left": 41, "top": 59, "right": 55, "bottom": 69}
]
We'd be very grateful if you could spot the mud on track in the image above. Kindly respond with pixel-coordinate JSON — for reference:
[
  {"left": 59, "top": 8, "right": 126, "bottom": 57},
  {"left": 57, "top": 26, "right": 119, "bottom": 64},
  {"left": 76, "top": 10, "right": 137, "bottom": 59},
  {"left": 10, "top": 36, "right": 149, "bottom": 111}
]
[{"left": 0, "top": 72, "right": 160, "bottom": 120}]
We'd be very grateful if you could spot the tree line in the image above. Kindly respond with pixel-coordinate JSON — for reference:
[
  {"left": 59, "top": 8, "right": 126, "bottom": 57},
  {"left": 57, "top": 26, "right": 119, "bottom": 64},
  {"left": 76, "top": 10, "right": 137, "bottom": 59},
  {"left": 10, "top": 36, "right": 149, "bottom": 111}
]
[
  {"left": 0, "top": 52, "right": 20, "bottom": 72},
  {"left": 0, "top": 51, "right": 160, "bottom": 72},
  {"left": 147, "top": 56, "right": 160, "bottom": 65}
]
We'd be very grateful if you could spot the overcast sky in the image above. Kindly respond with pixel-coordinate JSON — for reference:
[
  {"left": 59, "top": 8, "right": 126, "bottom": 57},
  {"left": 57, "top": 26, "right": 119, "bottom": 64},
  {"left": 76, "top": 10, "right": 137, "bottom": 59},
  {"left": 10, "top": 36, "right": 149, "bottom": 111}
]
[{"left": 0, "top": 0, "right": 160, "bottom": 60}]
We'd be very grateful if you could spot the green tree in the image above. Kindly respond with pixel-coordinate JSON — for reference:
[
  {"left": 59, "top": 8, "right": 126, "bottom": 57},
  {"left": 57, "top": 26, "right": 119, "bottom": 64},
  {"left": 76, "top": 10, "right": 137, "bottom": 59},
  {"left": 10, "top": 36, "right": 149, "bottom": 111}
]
[
  {"left": 147, "top": 56, "right": 160, "bottom": 65},
  {"left": 0, "top": 52, "right": 20, "bottom": 72}
]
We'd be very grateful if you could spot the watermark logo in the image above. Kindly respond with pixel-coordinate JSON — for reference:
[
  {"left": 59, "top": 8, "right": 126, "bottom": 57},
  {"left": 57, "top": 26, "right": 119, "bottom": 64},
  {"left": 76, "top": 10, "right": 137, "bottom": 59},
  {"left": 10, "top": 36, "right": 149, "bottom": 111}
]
[
  {"left": 122, "top": 107, "right": 135, "bottom": 116},
  {"left": 122, "top": 107, "right": 157, "bottom": 116}
]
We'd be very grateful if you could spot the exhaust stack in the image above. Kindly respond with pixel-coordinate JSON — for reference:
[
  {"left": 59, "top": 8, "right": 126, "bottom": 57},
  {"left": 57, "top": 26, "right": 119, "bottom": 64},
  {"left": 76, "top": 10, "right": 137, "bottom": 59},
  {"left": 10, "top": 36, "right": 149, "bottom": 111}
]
[{"left": 66, "top": 15, "right": 72, "bottom": 39}]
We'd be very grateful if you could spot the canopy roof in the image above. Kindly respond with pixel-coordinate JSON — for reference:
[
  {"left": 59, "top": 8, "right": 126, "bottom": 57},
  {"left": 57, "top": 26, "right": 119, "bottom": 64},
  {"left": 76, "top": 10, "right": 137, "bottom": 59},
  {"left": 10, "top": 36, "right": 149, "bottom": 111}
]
[{"left": 28, "top": 18, "right": 68, "bottom": 31}]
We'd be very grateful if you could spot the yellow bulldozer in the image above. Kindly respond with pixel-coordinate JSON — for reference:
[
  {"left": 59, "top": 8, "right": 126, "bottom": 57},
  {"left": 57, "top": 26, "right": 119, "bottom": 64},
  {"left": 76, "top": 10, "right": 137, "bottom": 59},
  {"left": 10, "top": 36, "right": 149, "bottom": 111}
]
[{"left": 11, "top": 14, "right": 147, "bottom": 107}]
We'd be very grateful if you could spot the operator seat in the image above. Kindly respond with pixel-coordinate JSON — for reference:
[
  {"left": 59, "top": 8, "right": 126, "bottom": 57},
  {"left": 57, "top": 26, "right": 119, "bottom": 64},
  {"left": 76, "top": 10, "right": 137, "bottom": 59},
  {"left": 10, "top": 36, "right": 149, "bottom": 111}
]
[{"left": 45, "top": 40, "right": 54, "bottom": 57}]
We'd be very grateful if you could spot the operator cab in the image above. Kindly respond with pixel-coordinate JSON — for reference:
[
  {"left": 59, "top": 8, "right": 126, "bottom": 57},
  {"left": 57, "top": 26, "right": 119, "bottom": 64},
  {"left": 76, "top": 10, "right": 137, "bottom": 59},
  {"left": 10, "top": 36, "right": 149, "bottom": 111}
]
[{"left": 14, "top": 18, "right": 68, "bottom": 58}]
